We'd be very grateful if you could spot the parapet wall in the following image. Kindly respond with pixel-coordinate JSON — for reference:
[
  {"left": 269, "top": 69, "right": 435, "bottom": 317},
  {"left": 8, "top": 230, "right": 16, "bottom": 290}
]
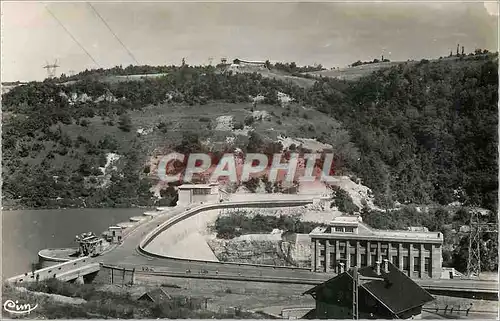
[
  {"left": 138, "top": 199, "right": 316, "bottom": 271},
  {"left": 38, "top": 248, "right": 77, "bottom": 268},
  {"left": 7, "top": 257, "right": 92, "bottom": 284}
]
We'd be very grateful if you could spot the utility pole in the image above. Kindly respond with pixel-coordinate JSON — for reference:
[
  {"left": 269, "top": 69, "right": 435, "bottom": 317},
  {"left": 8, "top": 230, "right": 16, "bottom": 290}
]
[
  {"left": 351, "top": 266, "right": 385, "bottom": 320},
  {"left": 352, "top": 267, "right": 359, "bottom": 320},
  {"left": 466, "top": 211, "right": 497, "bottom": 277}
]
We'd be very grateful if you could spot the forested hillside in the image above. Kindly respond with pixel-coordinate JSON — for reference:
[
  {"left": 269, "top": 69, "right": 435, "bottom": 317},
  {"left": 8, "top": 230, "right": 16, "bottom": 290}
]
[
  {"left": 307, "top": 55, "right": 498, "bottom": 212},
  {"left": 2, "top": 54, "right": 497, "bottom": 213}
]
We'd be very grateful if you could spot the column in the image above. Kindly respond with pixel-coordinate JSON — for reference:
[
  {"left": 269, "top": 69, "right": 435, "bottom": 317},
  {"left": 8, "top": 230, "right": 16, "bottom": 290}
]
[
  {"left": 325, "top": 240, "right": 331, "bottom": 272},
  {"left": 398, "top": 243, "right": 404, "bottom": 270},
  {"left": 335, "top": 240, "right": 340, "bottom": 273},
  {"left": 356, "top": 241, "right": 361, "bottom": 267},
  {"left": 311, "top": 239, "right": 316, "bottom": 271},
  {"left": 420, "top": 244, "right": 425, "bottom": 279},
  {"left": 377, "top": 242, "right": 382, "bottom": 262},
  {"left": 429, "top": 244, "right": 434, "bottom": 278},
  {"left": 315, "top": 239, "right": 321, "bottom": 272},
  {"left": 409, "top": 243, "right": 414, "bottom": 277},
  {"left": 367, "top": 241, "right": 372, "bottom": 266},
  {"left": 346, "top": 241, "right": 351, "bottom": 267}
]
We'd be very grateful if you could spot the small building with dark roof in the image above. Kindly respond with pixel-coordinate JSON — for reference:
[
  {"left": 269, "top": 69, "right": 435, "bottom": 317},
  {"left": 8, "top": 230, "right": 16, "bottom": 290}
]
[
  {"left": 137, "top": 288, "right": 172, "bottom": 303},
  {"left": 303, "top": 260, "right": 435, "bottom": 319}
]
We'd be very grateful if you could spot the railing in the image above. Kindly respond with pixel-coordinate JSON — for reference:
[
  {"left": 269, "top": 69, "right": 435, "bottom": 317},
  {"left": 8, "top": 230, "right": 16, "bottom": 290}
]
[
  {"left": 422, "top": 305, "right": 497, "bottom": 317},
  {"left": 137, "top": 198, "right": 315, "bottom": 270},
  {"left": 134, "top": 269, "right": 322, "bottom": 285}
]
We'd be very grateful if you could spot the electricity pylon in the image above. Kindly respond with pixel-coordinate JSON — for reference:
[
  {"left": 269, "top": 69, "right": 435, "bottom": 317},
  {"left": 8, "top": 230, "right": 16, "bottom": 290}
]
[
  {"left": 43, "top": 59, "right": 59, "bottom": 78},
  {"left": 466, "top": 210, "right": 497, "bottom": 277}
]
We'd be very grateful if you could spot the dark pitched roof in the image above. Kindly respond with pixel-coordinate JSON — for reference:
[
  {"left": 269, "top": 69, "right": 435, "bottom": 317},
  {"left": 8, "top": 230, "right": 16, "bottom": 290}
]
[
  {"left": 138, "top": 287, "right": 172, "bottom": 302},
  {"left": 304, "top": 262, "right": 434, "bottom": 315},
  {"left": 302, "top": 308, "right": 317, "bottom": 319}
]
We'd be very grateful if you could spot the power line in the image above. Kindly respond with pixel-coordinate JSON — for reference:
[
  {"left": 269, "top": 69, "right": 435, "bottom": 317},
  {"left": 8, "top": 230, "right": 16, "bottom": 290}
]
[
  {"left": 44, "top": 3, "right": 101, "bottom": 68},
  {"left": 87, "top": 2, "right": 140, "bottom": 66}
]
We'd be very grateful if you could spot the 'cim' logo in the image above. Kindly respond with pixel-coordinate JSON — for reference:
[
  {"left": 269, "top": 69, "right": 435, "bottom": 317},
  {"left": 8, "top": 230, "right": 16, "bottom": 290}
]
[{"left": 3, "top": 299, "right": 38, "bottom": 314}]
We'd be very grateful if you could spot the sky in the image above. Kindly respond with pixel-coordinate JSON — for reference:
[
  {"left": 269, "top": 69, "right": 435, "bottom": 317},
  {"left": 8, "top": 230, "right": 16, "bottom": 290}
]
[{"left": 1, "top": 1, "right": 498, "bottom": 82}]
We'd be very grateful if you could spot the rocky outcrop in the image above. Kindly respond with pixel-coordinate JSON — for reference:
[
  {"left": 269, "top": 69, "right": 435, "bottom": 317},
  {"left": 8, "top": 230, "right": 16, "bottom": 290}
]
[
  {"left": 208, "top": 238, "right": 291, "bottom": 266},
  {"left": 207, "top": 232, "right": 312, "bottom": 267}
]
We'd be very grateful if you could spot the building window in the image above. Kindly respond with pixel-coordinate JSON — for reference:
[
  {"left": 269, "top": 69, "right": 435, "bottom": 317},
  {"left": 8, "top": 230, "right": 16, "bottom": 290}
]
[
  {"left": 345, "top": 227, "right": 354, "bottom": 233},
  {"left": 424, "top": 257, "right": 431, "bottom": 273},
  {"left": 360, "top": 254, "right": 367, "bottom": 266},
  {"left": 371, "top": 254, "right": 377, "bottom": 264},
  {"left": 403, "top": 256, "right": 409, "bottom": 271},
  {"left": 392, "top": 256, "right": 398, "bottom": 267},
  {"left": 330, "top": 253, "right": 336, "bottom": 268},
  {"left": 414, "top": 257, "right": 420, "bottom": 272},
  {"left": 335, "top": 227, "right": 344, "bottom": 232},
  {"left": 350, "top": 254, "right": 356, "bottom": 267}
]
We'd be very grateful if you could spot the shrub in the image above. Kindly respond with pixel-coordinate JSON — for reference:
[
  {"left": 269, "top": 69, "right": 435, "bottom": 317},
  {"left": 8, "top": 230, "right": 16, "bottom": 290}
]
[
  {"left": 233, "top": 122, "right": 244, "bottom": 130},
  {"left": 331, "top": 186, "right": 359, "bottom": 214},
  {"left": 244, "top": 116, "right": 255, "bottom": 126}
]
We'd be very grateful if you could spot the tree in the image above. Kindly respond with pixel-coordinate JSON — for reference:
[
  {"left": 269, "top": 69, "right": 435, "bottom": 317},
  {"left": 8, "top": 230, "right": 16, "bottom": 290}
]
[
  {"left": 118, "top": 113, "right": 132, "bottom": 132},
  {"left": 175, "top": 132, "right": 202, "bottom": 154}
]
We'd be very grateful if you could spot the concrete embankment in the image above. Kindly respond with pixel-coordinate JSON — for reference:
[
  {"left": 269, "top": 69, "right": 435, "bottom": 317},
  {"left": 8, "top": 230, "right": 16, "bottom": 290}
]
[
  {"left": 38, "top": 248, "right": 78, "bottom": 268},
  {"left": 144, "top": 209, "right": 220, "bottom": 261}
]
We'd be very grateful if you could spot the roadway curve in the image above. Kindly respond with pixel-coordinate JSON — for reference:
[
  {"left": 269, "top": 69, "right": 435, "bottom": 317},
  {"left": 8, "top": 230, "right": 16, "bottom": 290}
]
[
  {"left": 98, "top": 199, "right": 498, "bottom": 295},
  {"left": 99, "top": 198, "right": 338, "bottom": 282}
]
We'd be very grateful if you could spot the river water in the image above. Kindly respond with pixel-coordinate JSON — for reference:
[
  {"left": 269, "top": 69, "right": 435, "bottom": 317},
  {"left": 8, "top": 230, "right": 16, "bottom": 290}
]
[{"left": 2, "top": 208, "right": 150, "bottom": 279}]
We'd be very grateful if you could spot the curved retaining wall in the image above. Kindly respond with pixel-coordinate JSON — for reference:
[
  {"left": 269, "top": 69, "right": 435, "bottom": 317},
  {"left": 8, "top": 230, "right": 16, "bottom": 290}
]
[
  {"left": 138, "top": 198, "right": 315, "bottom": 271},
  {"left": 38, "top": 248, "right": 78, "bottom": 268}
]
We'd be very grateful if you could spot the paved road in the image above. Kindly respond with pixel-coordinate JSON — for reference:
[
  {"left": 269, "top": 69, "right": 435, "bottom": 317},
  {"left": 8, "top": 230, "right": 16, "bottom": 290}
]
[
  {"left": 97, "top": 202, "right": 498, "bottom": 295},
  {"left": 99, "top": 206, "right": 189, "bottom": 265}
]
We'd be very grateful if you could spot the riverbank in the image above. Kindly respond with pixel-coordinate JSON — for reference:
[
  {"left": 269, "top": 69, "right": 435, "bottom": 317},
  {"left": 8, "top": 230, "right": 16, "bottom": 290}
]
[
  {"left": 1, "top": 198, "right": 159, "bottom": 211},
  {"left": 2, "top": 208, "right": 150, "bottom": 279}
]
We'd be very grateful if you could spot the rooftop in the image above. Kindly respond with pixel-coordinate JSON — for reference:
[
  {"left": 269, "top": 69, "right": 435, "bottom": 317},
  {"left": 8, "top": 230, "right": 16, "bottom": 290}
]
[
  {"left": 178, "top": 183, "right": 217, "bottom": 189},
  {"left": 310, "top": 215, "right": 443, "bottom": 242},
  {"left": 304, "top": 262, "right": 435, "bottom": 316}
]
